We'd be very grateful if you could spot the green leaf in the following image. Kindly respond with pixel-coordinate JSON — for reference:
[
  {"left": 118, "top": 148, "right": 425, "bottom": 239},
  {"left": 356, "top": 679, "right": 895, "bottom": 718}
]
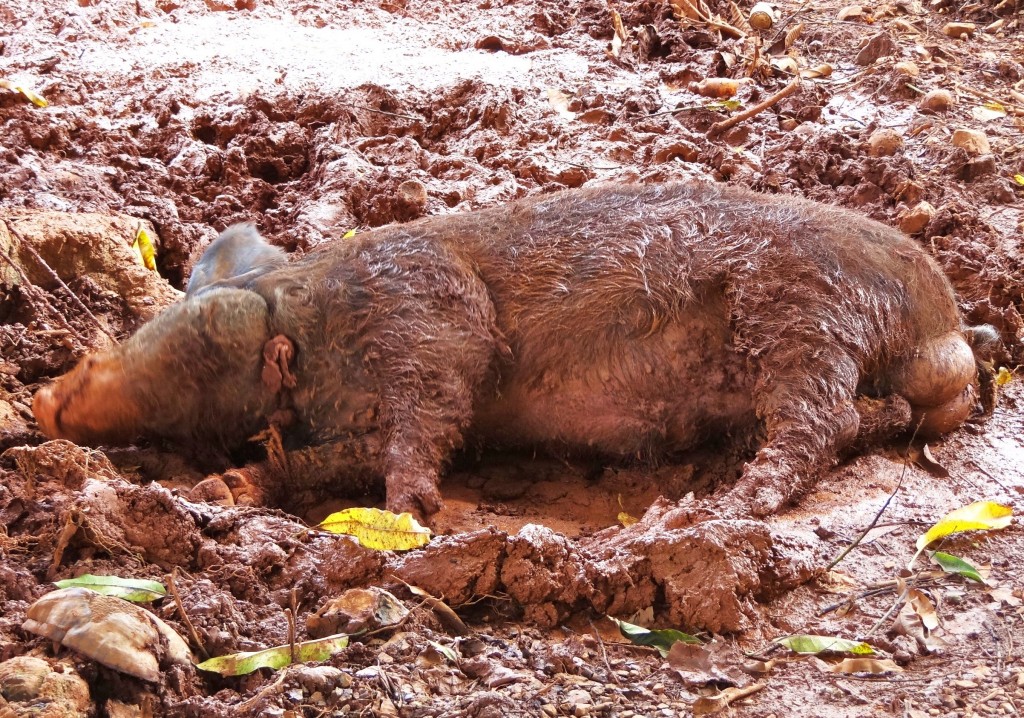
[
  {"left": 775, "top": 634, "right": 874, "bottom": 655},
  {"left": 53, "top": 574, "right": 166, "bottom": 603},
  {"left": 196, "top": 633, "right": 350, "bottom": 676},
  {"left": 930, "top": 551, "right": 984, "bottom": 583},
  {"left": 315, "top": 507, "right": 431, "bottom": 551},
  {"left": 609, "top": 617, "right": 700, "bottom": 657}
]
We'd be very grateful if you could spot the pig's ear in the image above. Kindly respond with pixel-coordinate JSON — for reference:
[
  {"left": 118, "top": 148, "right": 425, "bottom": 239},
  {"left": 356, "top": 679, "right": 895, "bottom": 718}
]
[{"left": 186, "top": 224, "right": 287, "bottom": 296}]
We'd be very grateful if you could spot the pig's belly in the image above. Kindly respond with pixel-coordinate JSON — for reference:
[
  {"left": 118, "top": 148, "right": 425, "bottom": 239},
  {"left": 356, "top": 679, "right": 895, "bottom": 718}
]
[{"left": 471, "top": 314, "right": 757, "bottom": 457}]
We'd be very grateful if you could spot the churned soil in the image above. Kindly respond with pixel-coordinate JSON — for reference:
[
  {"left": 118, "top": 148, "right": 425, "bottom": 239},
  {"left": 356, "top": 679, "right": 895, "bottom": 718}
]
[{"left": 1, "top": 0, "right": 1023, "bottom": 716}]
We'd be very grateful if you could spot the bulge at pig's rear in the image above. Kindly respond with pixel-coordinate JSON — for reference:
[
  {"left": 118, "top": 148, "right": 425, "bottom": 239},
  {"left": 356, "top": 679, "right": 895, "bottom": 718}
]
[{"left": 32, "top": 288, "right": 278, "bottom": 449}]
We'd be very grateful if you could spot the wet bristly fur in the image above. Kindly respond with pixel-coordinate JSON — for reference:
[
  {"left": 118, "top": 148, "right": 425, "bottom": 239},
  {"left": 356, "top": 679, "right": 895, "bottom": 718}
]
[{"left": 34, "top": 182, "right": 987, "bottom": 516}]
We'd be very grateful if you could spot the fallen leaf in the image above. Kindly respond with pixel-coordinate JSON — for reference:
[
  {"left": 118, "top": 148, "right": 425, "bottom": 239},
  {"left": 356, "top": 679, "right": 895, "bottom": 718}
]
[
  {"left": 428, "top": 640, "right": 459, "bottom": 662},
  {"left": 197, "top": 634, "right": 350, "bottom": 676},
  {"left": 930, "top": 551, "right": 984, "bottom": 583},
  {"left": 609, "top": 616, "right": 700, "bottom": 657},
  {"left": 692, "top": 684, "right": 764, "bottom": 715},
  {"left": 913, "top": 501, "right": 1013, "bottom": 563},
  {"left": 342, "top": 228, "right": 358, "bottom": 239},
  {"left": 972, "top": 102, "right": 1007, "bottom": 122},
  {"left": 828, "top": 657, "right": 903, "bottom": 674},
  {"left": 907, "top": 588, "right": 940, "bottom": 630},
  {"left": 0, "top": 78, "right": 48, "bottom": 107},
  {"left": 132, "top": 227, "right": 158, "bottom": 272},
  {"left": 54, "top": 574, "right": 166, "bottom": 603},
  {"left": 995, "top": 366, "right": 1013, "bottom": 385},
  {"left": 801, "top": 63, "right": 834, "bottom": 79},
  {"left": 546, "top": 88, "right": 576, "bottom": 120},
  {"left": 610, "top": 9, "right": 627, "bottom": 58},
  {"left": 404, "top": 583, "right": 469, "bottom": 635},
  {"left": 837, "top": 5, "right": 865, "bottom": 21},
  {"left": 775, "top": 634, "right": 874, "bottom": 655},
  {"left": 914, "top": 443, "right": 949, "bottom": 478},
  {"left": 315, "top": 508, "right": 431, "bottom": 551}
]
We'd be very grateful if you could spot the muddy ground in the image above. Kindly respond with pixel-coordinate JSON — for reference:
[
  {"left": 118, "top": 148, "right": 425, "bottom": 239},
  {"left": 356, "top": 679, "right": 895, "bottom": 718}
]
[{"left": 1, "top": 0, "right": 1024, "bottom": 716}]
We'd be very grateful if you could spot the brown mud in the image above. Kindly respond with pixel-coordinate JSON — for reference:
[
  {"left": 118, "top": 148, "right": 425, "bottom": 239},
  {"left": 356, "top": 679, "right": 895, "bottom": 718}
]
[{"left": 1, "top": 1, "right": 1023, "bottom": 716}]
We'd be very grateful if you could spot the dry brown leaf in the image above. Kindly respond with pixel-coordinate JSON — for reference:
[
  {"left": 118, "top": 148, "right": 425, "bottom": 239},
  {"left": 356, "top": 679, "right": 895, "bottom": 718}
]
[
  {"left": 610, "top": 9, "right": 627, "bottom": 58},
  {"left": 837, "top": 5, "right": 865, "bottom": 20},
  {"left": 828, "top": 657, "right": 903, "bottom": 674}
]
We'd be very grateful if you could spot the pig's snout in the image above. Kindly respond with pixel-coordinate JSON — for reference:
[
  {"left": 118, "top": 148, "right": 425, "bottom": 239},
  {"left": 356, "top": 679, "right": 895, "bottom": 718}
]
[
  {"left": 32, "top": 355, "right": 142, "bottom": 446},
  {"left": 32, "top": 383, "right": 63, "bottom": 438}
]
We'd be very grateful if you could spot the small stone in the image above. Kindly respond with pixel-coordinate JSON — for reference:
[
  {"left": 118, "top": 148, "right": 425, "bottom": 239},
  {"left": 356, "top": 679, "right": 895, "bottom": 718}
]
[
  {"left": 894, "top": 61, "right": 919, "bottom": 77},
  {"left": 957, "top": 154, "right": 997, "bottom": 181},
  {"left": 397, "top": 179, "right": 428, "bottom": 207},
  {"left": 855, "top": 32, "right": 898, "bottom": 66},
  {"left": 867, "top": 128, "right": 904, "bottom": 157},
  {"left": 951, "top": 128, "right": 991, "bottom": 155},
  {"left": 942, "top": 22, "right": 976, "bottom": 38},
  {"left": 898, "top": 201, "right": 935, "bottom": 234},
  {"left": 575, "top": 705, "right": 592, "bottom": 717},
  {"left": 541, "top": 704, "right": 557, "bottom": 718},
  {"left": 919, "top": 89, "right": 955, "bottom": 113}
]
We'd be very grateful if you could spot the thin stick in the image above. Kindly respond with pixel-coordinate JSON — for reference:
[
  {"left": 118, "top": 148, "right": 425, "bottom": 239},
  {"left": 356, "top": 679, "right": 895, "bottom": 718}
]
[
  {"left": 6, "top": 229, "right": 116, "bottom": 343},
  {"left": 168, "top": 567, "right": 208, "bottom": 659},
  {"left": 0, "top": 245, "right": 86, "bottom": 344},
  {"left": 588, "top": 618, "right": 620, "bottom": 684},
  {"left": 708, "top": 78, "right": 801, "bottom": 136},
  {"left": 345, "top": 104, "right": 421, "bottom": 121}
]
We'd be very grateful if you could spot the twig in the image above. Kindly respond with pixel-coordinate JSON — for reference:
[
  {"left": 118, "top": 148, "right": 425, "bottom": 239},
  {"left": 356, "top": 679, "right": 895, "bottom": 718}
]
[
  {"left": 236, "top": 669, "right": 289, "bottom": 713},
  {"left": 6, "top": 228, "right": 116, "bottom": 343},
  {"left": 0, "top": 245, "right": 86, "bottom": 344},
  {"left": 167, "top": 567, "right": 208, "bottom": 659},
  {"left": 288, "top": 588, "right": 298, "bottom": 664},
  {"left": 826, "top": 458, "right": 909, "bottom": 571},
  {"left": 344, "top": 104, "right": 421, "bottom": 121},
  {"left": 708, "top": 78, "right": 801, "bottom": 136},
  {"left": 588, "top": 618, "right": 620, "bottom": 684}
]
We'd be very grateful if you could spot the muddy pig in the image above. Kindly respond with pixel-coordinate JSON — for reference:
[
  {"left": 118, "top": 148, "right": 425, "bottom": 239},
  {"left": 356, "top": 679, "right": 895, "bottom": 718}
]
[{"left": 33, "top": 182, "right": 994, "bottom": 518}]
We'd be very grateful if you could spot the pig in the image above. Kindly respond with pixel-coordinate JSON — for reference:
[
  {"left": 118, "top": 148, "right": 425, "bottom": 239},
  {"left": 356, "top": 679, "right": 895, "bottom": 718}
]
[{"left": 32, "top": 182, "right": 994, "bottom": 518}]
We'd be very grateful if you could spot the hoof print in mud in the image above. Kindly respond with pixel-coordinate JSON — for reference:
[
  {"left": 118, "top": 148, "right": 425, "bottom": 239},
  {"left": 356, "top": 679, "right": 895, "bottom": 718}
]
[{"left": 33, "top": 182, "right": 992, "bottom": 518}]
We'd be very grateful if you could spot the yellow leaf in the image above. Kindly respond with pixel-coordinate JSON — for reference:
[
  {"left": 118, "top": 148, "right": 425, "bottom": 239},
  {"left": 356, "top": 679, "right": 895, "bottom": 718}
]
[
  {"left": 994, "top": 367, "right": 1012, "bottom": 387},
  {"left": 617, "top": 494, "right": 637, "bottom": 526},
  {"left": 342, "top": 229, "right": 357, "bottom": 239},
  {"left": 316, "top": 507, "right": 431, "bottom": 551},
  {"left": 0, "top": 78, "right": 48, "bottom": 108},
  {"left": 197, "top": 633, "right": 349, "bottom": 676},
  {"left": 1013, "top": 174, "right": 1024, "bottom": 186},
  {"left": 132, "top": 227, "right": 158, "bottom": 272},
  {"left": 913, "top": 501, "right": 1012, "bottom": 562}
]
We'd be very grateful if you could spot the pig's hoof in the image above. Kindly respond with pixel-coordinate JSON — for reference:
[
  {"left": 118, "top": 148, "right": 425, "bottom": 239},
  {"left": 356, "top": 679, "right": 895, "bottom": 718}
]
[{"left": 189, "top": 470, "right": 264, "bottom": 507}]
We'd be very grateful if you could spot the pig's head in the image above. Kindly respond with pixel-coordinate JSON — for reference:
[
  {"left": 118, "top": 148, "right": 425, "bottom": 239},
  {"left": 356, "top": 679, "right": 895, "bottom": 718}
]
[{"left": 34, "top": 287, "right": 283, "bottom": 449}]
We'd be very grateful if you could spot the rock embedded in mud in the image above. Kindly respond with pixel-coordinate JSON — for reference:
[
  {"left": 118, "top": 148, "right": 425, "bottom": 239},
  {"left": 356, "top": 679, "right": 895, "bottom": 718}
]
[
  {"left": 867, "top": 129, "right": 904, "bottom": 157},
  {"left": 898, "top": 201, "right": 936, "bottom": 234},
  {"left": 0, "top": 655, "right": 91, "bottom": 717},
  {"left": 306, "top": 587, "right": 409, "bottom": 637},
  {"left": 951, "top": 128, "right": 991, "bottom": 156},
  {"left": 942, "top": 22, "right": 975, "bottom": 39},
  {"left": 894, "top": 61, "right": 919, "bottom": 77},
  {"left": 918, "top": 89, "right": 955, "bottom": 113},
  {"left": 957, "top": 154, "right": 998, "bottom": 181},
  {"left": 22, "top": 587, "right": 193, "bottom": 683}
]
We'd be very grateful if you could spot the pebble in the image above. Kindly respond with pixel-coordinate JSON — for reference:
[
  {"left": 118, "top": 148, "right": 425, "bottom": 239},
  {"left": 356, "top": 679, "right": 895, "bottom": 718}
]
[
  {"left": 919, "top": 89, "right": 955, "bottom": 113},
  {"left": 895, "top": 61, "right": 919, "bottom": 77},
  {"left": 898, "top": 201, "right": 935, "bottom": 234},
  {"left": 867, "top": 128, "right": 904, "bottom": 157},
  {"left": 541, "top": 704, "right": 556, "bottom": 717},
  {"left": 943, "top": 22, "right": 976, "bottom": 38},
  {"left": 951, "top": 128, "right": 991, "bottom": 155},
  {"left": 957, "top": 154, "right": 997, "bottom": 181}
]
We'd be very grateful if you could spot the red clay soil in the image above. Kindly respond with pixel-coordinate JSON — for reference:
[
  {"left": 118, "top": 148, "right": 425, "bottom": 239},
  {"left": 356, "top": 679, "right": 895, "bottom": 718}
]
[{"left": 1, "top": 1, "right": 1023, "bottom": 716}]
